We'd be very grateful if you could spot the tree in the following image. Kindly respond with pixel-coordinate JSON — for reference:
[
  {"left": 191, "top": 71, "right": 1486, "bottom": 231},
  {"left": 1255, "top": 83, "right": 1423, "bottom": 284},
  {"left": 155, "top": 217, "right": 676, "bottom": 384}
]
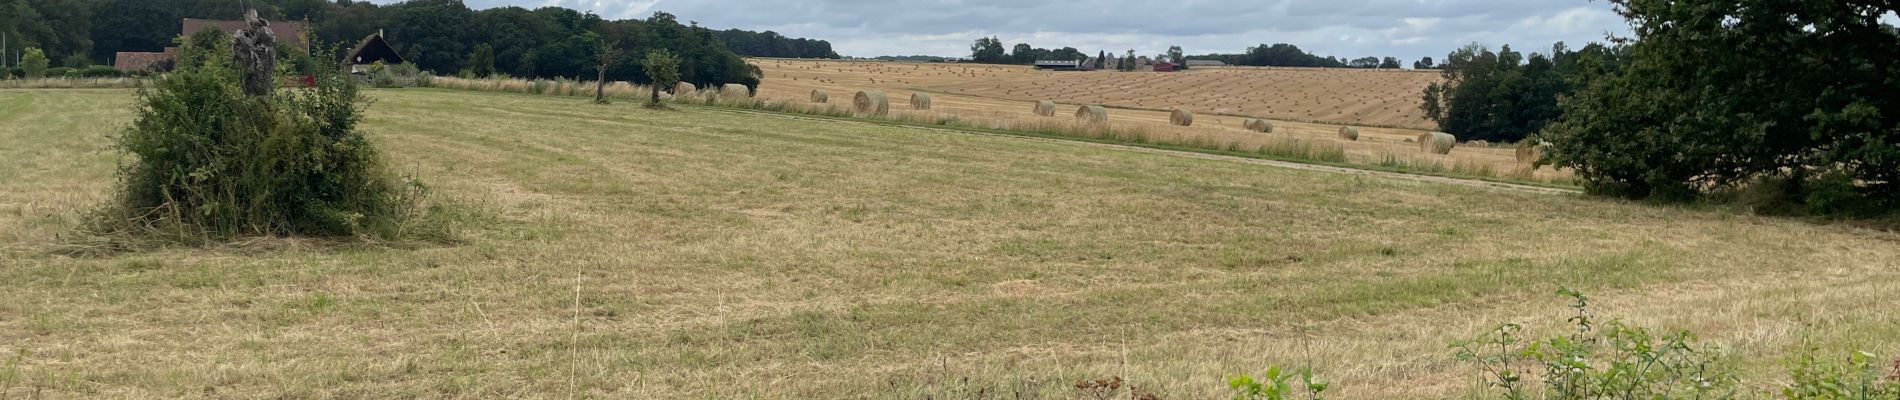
[
  {"left": 1165, "top": 45, "right": 1184, "bottom": 65},
  {"left": 1540, "top": 0, "right": 1900, "bottom": 207},
  {"left": 643, "top": 49, "right": 679, "bottom": 106},
  {"left": 1413, "top": 56, "right": 1435, "bottom": 69},
  {"left": 20, "top": 47, "right": 47, "bottom": 78},
  {"left": 593, "top": 37, "right": 618, "bottom": 104},
  {"left": 969, "top": 36, "right": 1005, "bottom": 63},
  {"left": 1349, "top": 56, "right": 1380, "bottom": 68},
  {"left": 466, "top": 43, "right": 494, "bottom": 78},
  {"left": 1010, "top": 43, "right": 1034, "bottom": 64},
  {"left": 1379, "top": 56, "right": 1401, "bottom": 69}
]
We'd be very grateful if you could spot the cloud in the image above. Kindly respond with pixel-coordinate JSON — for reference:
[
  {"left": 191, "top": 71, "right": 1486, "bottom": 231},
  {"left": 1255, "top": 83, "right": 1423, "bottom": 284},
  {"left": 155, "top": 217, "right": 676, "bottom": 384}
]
[{"left": 378, "top": 0, "right": 1633, "bottom": 62}]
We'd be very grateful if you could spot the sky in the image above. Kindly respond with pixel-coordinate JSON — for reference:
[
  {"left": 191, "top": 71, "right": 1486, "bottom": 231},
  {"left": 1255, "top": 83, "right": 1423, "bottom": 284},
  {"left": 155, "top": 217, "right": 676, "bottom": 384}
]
[{"left": 396, "top": 0, "right": 1895, "bottom": 62}]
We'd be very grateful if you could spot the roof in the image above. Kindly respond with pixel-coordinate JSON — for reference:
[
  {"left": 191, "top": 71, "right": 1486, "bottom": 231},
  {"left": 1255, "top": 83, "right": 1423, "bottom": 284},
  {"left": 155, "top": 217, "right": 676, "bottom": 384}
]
[
  {"left": 113, "top": 47, "right": 178, "bottom": 72},
  {"left": 346, "top": 33, "right": 406, "bottom": 65},
  {"left": 182, "top": 18, "right": 309, "bottom": 52}
]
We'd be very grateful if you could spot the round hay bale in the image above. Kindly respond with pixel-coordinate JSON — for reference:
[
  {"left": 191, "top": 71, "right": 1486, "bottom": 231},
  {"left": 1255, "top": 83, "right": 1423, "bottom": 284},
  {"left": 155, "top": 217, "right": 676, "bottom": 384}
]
[
  {"left": 1169, "top": 108, "right": 1194, "bottom": 126},
  {"left": 674, "top": 82, "right": 696, "bottom": 94},
  {"left": 1470, "top": 140, "right": 1491, "bottom": 147},
  {"left": 909, "top": 93, "right": 932, "bottom": 110},
  {"left": 853, "top": 90, "right": 889, "bottom": 115},
  {"left": 1033, "top": 100, "right": 1057, "bottom": 116},
  {"left": 1418, "top": 132, "right": 1457, "bottom": 154},
  {"left": 1515, "top": 140, "right": 1550, "bottom": 163},
  {"left": 719, "top": 84, "right": 751, "bottom": 100},
  {"left": 1257, "top": 119, "right": 1274, "bottom": 133},
  {"left": 810, "top": 89, "right": 829, "bottom": 103},
  {"left": 1338, "top": 126, "right": 1360, "bottom": 141},
  {"left": 1074, "top": 105, "right": 1108, "bottom": 124}
]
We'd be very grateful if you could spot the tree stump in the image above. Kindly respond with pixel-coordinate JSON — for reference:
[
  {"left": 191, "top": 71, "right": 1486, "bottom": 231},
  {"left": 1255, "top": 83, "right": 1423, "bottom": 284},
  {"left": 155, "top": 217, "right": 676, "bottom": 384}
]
[{"left": 232, "top": 9, "right": 277, "bottom": 99}]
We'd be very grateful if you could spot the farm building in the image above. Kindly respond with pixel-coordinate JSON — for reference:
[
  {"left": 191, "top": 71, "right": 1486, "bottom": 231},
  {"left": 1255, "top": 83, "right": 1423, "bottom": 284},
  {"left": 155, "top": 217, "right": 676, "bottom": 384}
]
[
  {"left": 1153, "top": 62, "right": 1176, "bottom": 72},
  {"left": 1034, "top": 58, "right": 1097, "bottom": 71},
  {"left": 1185, "top": 60, "right": 1227, "bottom": 67},
  {"left": 113, "top": 18, "right": 309, "bottom": 72},
  {"left": 346, "top": 31, "right": 406, "bottom": 74}
]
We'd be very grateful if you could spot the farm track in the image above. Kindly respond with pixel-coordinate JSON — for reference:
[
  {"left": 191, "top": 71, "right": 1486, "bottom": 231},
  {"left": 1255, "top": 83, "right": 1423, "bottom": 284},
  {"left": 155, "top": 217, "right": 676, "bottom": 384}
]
[{"left": 689, "top": 106, "right": 1581, "bottom": 196}]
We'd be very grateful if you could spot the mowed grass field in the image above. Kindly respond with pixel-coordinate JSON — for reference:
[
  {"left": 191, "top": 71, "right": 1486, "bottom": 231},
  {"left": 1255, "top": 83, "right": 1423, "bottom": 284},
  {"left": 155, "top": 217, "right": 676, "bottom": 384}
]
[{"left": 2, "top": 88, "right": 1897, "bottom": 398}]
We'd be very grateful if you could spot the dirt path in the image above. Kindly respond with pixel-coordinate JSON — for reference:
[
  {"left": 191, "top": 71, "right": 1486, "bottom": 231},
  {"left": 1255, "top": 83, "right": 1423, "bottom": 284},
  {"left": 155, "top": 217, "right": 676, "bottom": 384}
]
[{"left": 692, "top": 106, "right": 1582, "bottom": 196}]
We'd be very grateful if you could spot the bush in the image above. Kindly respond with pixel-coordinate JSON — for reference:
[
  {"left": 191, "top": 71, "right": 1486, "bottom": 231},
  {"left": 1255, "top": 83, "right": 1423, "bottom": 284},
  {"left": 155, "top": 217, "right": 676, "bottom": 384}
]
[
  {"left": 79, "top": 66, "right": 123, "bottom": 78},
  {"left": 62, "top": 53, "right": 92, "bottom": 68},
  {"left": 21, "top": 47, "right": 49, "bottom": 78},
  {"left": 85, "top": 34, "right": 443, "bottom": 246},
  {"left": 45, "top": 67, "right": 74, "bottom": 78}
]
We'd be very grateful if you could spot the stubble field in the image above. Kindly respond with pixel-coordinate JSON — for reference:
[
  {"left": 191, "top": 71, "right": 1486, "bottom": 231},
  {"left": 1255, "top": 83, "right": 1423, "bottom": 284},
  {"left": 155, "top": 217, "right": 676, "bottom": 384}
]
[{"left": 1, "top": 88, "right": 1896, "bottom": 398}]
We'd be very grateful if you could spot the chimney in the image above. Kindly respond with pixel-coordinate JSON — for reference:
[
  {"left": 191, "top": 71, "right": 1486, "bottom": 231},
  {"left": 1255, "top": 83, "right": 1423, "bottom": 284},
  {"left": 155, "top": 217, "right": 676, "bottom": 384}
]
[{"left": 377, "top": 29, "right": 384, "bottom": 38}]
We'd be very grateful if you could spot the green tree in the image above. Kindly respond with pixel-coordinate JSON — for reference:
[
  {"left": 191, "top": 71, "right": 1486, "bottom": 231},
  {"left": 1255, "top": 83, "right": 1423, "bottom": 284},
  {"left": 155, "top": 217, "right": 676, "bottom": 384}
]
[
  {"left": 1541, "top": 0, "right": 1900, "bottom": 207},
  {"left": 643, "top": 49, "right": 679, "bottom": 106},
  {"left": 1010, "top": 42, "right": 1034, "bottom": 64},
  {"left": 1379, "top": 56, "right": 1401, "bottom": 69},
  {"left": 466, "top": 43, "right": 495, "bottom": 78},
  {"left": 969, "top": 36, "right": 1005, "bottom": 63},
  {"left": 20, "top": 47, "right": 47, "bottom": 78}
]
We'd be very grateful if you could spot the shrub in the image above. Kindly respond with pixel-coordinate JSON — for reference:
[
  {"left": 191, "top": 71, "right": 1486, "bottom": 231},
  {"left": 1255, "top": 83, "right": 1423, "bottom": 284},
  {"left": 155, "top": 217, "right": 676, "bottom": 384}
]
[
  {"left": 21, "top": 47, "right": 49, "bottom": 78},
  {"left": 84, "top": 32, "right": 442, "bottom": 246},
  {"left": 79, "top": 66, "right": 124, "bottom": 78},
  {"left": 1229, "top": 367, "right": 1329, "bottom": 400},
  {"left": 45, "top": 67, "right": 75, "bottom": 78}
]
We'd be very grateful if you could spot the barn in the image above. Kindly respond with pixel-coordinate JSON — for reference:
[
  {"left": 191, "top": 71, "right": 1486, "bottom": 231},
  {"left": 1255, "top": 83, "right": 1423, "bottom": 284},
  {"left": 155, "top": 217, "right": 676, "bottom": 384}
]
[
  {"left": 345, "top": 30, "right": 405, "bottom": 74},
  {"left": 1153, "top": 62, "right": 1176, "bottom": 72}
]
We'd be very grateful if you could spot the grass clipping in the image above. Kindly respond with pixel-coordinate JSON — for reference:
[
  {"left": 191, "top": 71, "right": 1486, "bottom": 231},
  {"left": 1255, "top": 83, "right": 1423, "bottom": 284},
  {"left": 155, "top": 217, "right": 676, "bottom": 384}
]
[{"left": 80, "top": 40, "right": 446, "bottom": 249}]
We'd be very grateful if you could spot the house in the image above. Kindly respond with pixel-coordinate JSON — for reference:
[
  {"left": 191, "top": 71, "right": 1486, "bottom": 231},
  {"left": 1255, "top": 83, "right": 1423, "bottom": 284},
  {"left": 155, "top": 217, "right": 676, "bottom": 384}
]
[
  {"left": 112, "top": 18, "right": 309, "bottom": 72},
  {"left": 345, "top": 30, "right": 405, "bottom": 74},
  {"left": 1185, "top": 60, "right": 1227, "bottom": 67}
]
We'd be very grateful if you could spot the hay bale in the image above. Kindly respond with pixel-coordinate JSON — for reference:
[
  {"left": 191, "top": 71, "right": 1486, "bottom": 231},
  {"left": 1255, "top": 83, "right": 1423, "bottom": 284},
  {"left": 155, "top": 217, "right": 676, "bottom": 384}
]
[
  {"left": 909, "top": 93, "right": 932, "bottom": 110},
  {"left": 674, "top": 82, "right": 696, "bottom": 94},
  {"left": 719, "top": 84, "right": 751, "bottom": 100},
  {"left": 1169, "top": 108, "right": 1194, "bottom": 126},
  {"left": 1515, "top": 140, "right": 1550, "bottom": 163},
  {"left": 810, "top": 89, "right": 828, "bottom": 103},
  {"left": 1242, "top": 118, "right": 1273, "bottom": 133},
  {"left": 1075, "top": 105, "right": 1108, "bottom": 124},
  {"left": 853, "top": 90, "right": 889, "bottom": 115},
  {"left": 1033, "top": 100, "right": 1057, "bottom": 116},
  {"left": 1338, "top": 126, "right": 1360, "bottom": 141},
  {"left": 1418, "top": 132, "right": 1457, "bottom": 154},
  {"left": 1469, "top": 140, "right": 1491, "bottom": 147}
]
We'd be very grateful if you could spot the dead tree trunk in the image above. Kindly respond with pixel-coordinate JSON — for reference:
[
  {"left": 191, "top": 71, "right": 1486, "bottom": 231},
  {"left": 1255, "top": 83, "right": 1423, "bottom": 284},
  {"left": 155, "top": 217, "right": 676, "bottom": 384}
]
[{"left": 231, "top": 9, "right": 277, "bottom": 99}]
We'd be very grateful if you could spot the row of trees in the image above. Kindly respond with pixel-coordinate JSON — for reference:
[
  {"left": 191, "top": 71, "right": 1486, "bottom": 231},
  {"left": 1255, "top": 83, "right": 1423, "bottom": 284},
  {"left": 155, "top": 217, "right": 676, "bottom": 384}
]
[
  {"left": 1426, "top": 0, "right": 1898, "bottom": 212},
  {"left": 0, "top": 0, "right": 836, "bottom": 89},
  {"left": 1187, "top": 43, "right": 1397, "bottom": 69},
  {"left": 1420, "top": 42, "right": 1622, "bottom": 143},
  {"left": 715, "top": 29, "right": 838, "bottom": 59}
]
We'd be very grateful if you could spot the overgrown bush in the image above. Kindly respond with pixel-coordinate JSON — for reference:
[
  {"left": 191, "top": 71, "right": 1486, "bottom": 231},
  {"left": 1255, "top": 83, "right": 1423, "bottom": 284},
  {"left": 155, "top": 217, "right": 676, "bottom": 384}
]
[{"left": 84, "top": 31, "right": 443, "bottom": 246}]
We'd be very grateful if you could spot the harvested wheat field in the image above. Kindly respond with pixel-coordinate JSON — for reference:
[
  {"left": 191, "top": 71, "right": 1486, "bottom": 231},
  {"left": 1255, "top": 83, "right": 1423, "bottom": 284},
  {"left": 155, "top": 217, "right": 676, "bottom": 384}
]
[
  {"left": 750, "top": 58, "right": 1563, "bottom": 183},
  {"left": 2, "top": 88, "right": 1897, "bottom": 398}
]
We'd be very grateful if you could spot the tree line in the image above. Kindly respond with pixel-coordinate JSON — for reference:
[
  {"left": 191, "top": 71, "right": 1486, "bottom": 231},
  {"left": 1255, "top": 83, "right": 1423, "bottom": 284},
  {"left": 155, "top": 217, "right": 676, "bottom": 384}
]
[
  {"left": 1426, "top": 0, "right": 1898, "bottom": 215},
  {"left": 967, "top": 37, "right": 1086, "bottom": 65},
  {"left": 1189, "top": 43, "right": 1401, "bottom": 69},
  {"left": 0, "top": 0, "right": 837, "bottom": 89}
]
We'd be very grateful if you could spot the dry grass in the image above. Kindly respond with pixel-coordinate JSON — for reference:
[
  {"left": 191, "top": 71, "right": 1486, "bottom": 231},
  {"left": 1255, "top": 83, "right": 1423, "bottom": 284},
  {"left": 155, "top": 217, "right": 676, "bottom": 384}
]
[
  {"left": 2, "top": 89, "right": 1898, "bottom": 398},
  {"left": 749, "top": 58, "right": 1574, "bottom": 183}
]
